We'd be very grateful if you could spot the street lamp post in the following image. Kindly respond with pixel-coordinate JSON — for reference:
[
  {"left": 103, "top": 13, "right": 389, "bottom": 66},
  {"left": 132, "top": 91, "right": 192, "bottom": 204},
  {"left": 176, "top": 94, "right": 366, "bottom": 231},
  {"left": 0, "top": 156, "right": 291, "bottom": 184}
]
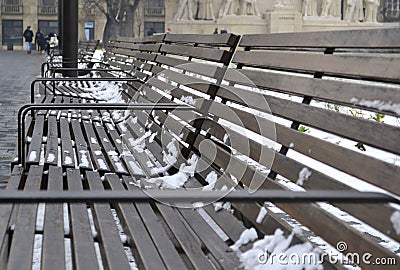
[{"left": 62, "top": 0, "right": 78, "bottom": 76}]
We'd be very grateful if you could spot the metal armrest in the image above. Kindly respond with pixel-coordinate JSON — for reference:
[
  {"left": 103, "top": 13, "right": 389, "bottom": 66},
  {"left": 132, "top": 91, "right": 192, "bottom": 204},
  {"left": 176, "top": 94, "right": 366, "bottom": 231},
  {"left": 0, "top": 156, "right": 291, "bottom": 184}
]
[{"left": 31, "top": 77, "right": 142, "bottom": 102}]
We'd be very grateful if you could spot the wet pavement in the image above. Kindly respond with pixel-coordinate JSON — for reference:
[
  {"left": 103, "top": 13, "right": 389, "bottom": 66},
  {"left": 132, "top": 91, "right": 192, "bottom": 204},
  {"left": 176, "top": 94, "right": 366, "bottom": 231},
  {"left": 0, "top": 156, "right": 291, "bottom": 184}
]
[{"left": 0, "top": 50, "right": 45, "bottom": 187}]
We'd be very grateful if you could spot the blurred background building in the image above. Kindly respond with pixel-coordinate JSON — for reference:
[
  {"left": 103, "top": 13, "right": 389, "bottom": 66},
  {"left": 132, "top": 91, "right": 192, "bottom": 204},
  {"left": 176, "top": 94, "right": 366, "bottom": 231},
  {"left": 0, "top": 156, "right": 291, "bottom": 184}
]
[{"left": 1, "top": 0, "right": 398, "bottom": 50}]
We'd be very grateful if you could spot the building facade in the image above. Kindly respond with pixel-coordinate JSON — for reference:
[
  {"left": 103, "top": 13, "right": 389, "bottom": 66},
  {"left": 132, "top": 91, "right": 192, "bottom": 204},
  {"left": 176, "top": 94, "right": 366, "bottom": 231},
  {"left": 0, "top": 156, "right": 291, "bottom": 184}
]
[
  {"left": 1, "top": 0, "right": 397, "bottom": 50},
  {"left": 0, "top": 0, "right": 106, "bottom": 50},
  {"left": 164, "top": 0, "right": 399, "bottom": 35},
  {"left": 0, "top": 0, "right": 167, "bottom": 50}
]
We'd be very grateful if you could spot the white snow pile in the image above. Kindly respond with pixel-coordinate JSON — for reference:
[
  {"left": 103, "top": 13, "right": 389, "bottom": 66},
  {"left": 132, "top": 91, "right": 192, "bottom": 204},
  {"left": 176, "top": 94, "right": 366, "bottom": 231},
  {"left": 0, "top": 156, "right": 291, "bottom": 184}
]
[
  {"left": 79, "top": 150, "right": 90, "bottom": 168},
  {"left": 390, "top": 211, "right": 400, "bottom": 235},
  {"left": 91, "top": 49, "right": 104, "bottom": 63},
  {"left": 91, "top": 82, "right": 123, "bottom": 103},
  {"left": 149, "top": 132, "right": 157, "bottom": 143},
  {"left": 47, "top": 153, "right": 56, "bottom": 163},
  {"left": 29, "top": 151, "right": 37, "bottom": 162},
  {"left": 214, "top": 201, "right": 233, "bottom": 212},
  {"left": 230, "top": 227, "right": 259, "bottom": 252},
  {"left": 296, "top": 167, "right": 312, "bottom": 187},
  {"left": 223, "top": 133, "right": 229, "bottom": 143},
  {"left": 128, "top": 131, "right": 152, "bottom": 153},
  {"left": 180, "top": 95, "right": 196, "bottom": 105},
  {"left": 256, "top": 207, "right": 268, "bottom": 224},
  {"left": 97, "top": 159, "right": 108, "bottom": 170},
  {"left": 145, "top": 155, "right": 198, "bottom": 189},
  {"left": 213, "top": 185, "right": 233, "bottom": 212},
  {"left": 202, "top": 171, "right": 218, "bottom": 191},
  {"left": 150, "top": 138, "right": 179, "bottom": 175},
  {"left": 239, "top": 228, "right": 323, "bottom": 270},
  {"left": 351, "top": 98, "right": 400, "bottom": 115},
  {"left": 64, "top": 156, "right": 73, "bottom": 165}
]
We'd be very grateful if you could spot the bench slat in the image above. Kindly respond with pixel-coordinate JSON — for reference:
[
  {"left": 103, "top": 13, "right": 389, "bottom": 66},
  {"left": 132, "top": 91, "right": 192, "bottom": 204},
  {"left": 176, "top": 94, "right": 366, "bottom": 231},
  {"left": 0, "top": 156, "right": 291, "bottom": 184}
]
[
  {"left": 7, "top": 166, "right": 43, "bottom": 270},
  {"left": 86, "top": 171, "right": 131, "bottom": 269},
  {"left": 239, "top": 28, "right": 400, "bottom": 48},
  {"left": 67, "top": 169, "right": 99, "bottom": 270},
  {"left": 156, "top": 203, "right": 217, "bottom": 270},
  {"left": 45, "top": 116, "right": 58, "bottom": 166},
  {"left": 123, "top": 179, "right": 190, "bottom": 270},
  {"left": 60, "top": 118, "right": 76, "bottom": 168},
  {"left": 179, "top": 208, "right": 241, "bottom": 269},
  {"left": 27, "top": 115, "right": 45, "bottom": 165},
  {"left": 233, "top": 51, "right": 400, "bottom": 81},
  {"left": 160, "top": 44, "right": 231, "bottom": 64},
  {"left": 83, "top": 121, "right": 110, "bottom": 172},
  {"left": 0, "top": 166, "right": 24, "bottom": 269},
  {"left": 42, "top": 166, "right": 65, "bottom": 270},
  {"left": 165, "top": 33, "right": 238, "bottom": 46},
  {"left": 71, "top": 120, "right": 93, "bottom": 170},
  {"left": 106, "top": 175, "right": 169, "bottom": 270}
]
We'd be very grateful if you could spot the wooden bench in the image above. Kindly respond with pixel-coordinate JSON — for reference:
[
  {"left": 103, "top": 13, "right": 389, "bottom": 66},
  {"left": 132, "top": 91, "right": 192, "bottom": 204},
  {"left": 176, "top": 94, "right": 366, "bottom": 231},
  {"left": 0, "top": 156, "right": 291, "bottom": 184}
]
[
  {"left": 2, "top": 29, "right": 400, "bottom": 270},
  {"left": 78, "top": 39, "right": 100, "bottom": 61},
  {"left": 41, "top": 39, "right": 101, "bottom": 77}
]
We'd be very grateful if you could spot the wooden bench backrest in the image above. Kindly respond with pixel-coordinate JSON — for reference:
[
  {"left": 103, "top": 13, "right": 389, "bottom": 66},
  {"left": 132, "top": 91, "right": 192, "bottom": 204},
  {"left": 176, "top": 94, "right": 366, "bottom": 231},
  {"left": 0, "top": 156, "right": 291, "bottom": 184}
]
[
  {"left": 212, "top": 28, "right": 399, "bottom": 269},
  {"left": 125, "top": 29, "right": 400, "bottom": 269}
]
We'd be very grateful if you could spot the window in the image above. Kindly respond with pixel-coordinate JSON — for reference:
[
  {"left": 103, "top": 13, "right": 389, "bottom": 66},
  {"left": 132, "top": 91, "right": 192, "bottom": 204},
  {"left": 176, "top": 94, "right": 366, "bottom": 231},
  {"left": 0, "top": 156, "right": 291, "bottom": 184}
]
[
  {"left": 3, "top": 0, "right": 22, "bottom": 4},
  {"left": 144, "top": 22, "right": 164, "bottom": 36},
  {"left": 2, "top": 0, "right": 22, "bottom": 14},
  {"left": 2, "top": 20, "right": 23, "bottom": 46},
  {"left": 39, "top": 0, "right": 57, "bottom": 5},
  {"left": 386, "top": 0, "right": 400, "bottom": 12},
  {"left": 38, "top": 20, "right": 58, "bottom": 36},
  {"left": 85, "top": 22, "right": 95, "bottom": 40},
  {"left": 147, "top": 0, "right": 164, "bottom": 7},
  {"left": 38, "top": 0, "right": 58, "bottom": 14}
]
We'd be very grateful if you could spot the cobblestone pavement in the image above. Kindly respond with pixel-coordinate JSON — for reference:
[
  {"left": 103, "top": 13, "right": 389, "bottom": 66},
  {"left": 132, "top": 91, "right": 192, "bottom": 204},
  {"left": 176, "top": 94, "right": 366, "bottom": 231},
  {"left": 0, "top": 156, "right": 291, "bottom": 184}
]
[{"left": 0, "top": 50, "right": 45, "bottom": 188}]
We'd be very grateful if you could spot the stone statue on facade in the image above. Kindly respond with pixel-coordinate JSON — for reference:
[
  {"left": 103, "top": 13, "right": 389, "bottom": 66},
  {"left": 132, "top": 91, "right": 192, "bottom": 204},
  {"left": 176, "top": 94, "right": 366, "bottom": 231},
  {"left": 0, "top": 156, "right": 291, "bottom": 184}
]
[
  {"left": 274, "top": 0, "right": 292, "bottom": 8},
  {"left": 241, "top": 0, "right": 261, "bottom": 16},
  {"left": 302, "top": 0, "right": 318, "bottom": 16},
  {"left": 364, "top": 0, "right": 380, "bottom": 22},
  {"left": 202, "top": 0, "right": 216, "bottom": 20},
  {"left": 321, "top": 0, "right": 341, "bottom": 18},
  {"left": 175, "top": 0, "right": 195, "bottom": 21},
  {"left": 345, "top": 0, "right": 363, "bottom": 22},
  {"left": 218, "top": 0, "right": 234, "bottom": 17}
]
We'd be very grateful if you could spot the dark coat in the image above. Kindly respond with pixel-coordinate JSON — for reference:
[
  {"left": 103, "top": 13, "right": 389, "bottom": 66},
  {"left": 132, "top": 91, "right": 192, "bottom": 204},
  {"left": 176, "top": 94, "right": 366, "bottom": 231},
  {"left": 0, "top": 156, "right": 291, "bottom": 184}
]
[
  {"left": 35, "top": 31, "right": 45, "bottom": 47},
  {"left": 23, "top": 29, "right": 34, "bottom": 42}
]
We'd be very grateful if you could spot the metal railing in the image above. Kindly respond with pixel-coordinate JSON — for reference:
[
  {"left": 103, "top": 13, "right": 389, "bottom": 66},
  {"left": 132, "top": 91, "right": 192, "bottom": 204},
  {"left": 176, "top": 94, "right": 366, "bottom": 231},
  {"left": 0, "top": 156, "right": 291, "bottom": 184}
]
[
  {"left": 1, "top": 4, "right": 22, "bottom": 14},
  {"left": 38, "top": 5, "right": 57, "bottom": 15},
  {"left": 145, "top": 7, "right": 165, "bottom": 16}
]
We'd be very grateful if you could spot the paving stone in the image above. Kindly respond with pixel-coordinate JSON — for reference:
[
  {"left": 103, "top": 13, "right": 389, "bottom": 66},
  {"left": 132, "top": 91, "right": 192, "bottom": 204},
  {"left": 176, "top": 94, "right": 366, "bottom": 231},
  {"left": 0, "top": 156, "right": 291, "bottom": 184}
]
[{"left": 0, "top": 51, "right": 44, "bottom": 184}]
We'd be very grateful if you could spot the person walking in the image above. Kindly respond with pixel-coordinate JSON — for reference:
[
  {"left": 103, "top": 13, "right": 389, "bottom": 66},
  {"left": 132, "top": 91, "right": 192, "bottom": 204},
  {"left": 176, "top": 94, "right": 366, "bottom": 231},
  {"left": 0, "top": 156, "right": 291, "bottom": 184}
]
[
  {"left": 35, "top": 29, "right": 45, "bottom": 54},
  {"left": 23, "top": 26, "right": 34, "bottom": 54}
]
